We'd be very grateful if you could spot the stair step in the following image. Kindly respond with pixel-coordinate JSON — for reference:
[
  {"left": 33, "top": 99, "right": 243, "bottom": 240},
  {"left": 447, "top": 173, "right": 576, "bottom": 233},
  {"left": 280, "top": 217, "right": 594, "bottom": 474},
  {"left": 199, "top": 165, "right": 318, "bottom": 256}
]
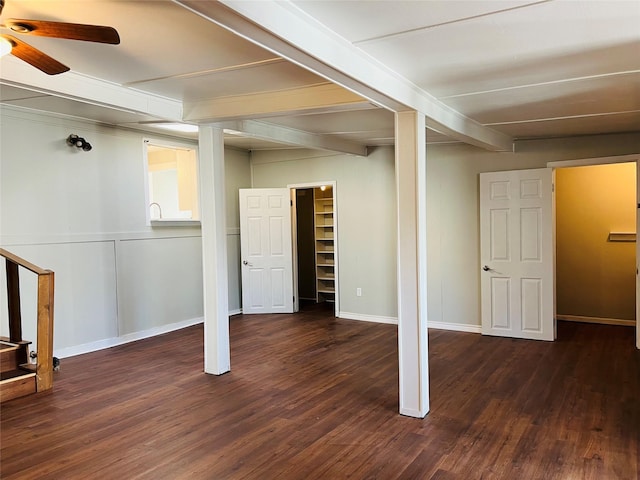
[
  {"left": 0, "top": 370, "right": 36, "bottom": 403},
  {"left": 1, "top": 369, "right": 34, "bottom": 381},
  {"left": 19, "top": 363, "right": 37, "bottom": 373},
  {"left": 0, "top": 341, "right": 30, "bottom": 374},
  {"left": 0, "top": 344, "right": 19, "bottom": 354},
  {"left": 0, "top": 337, "right": 32, "bottom": 346}
]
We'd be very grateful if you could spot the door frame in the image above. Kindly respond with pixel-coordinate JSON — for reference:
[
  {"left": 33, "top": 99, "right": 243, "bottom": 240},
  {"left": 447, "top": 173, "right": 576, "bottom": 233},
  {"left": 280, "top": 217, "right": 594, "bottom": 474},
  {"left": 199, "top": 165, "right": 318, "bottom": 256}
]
[
  {"left": 288, "top": 181, "right": 339, "bottom": 316},
  {"left": 547, "top": 154, "right": 640, "bottom": 349}
]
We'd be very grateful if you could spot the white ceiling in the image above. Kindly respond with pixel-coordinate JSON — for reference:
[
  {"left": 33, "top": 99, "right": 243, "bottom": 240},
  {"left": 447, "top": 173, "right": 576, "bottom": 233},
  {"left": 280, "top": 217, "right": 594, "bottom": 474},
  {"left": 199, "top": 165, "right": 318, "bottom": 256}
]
[{"left": 0, "top": 0, "right": 638, "bottom": 153}]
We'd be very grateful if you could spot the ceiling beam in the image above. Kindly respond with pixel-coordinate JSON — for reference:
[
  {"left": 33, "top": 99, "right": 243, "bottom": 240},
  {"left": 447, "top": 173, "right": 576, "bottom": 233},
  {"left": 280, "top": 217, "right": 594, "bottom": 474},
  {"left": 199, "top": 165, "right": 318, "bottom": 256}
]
[
  {"left": 176, "top": 0, "right": 513, "bottom": 152},
  {"left": 184, "top": 83, "right": 371, "bottom": 123},
  {"left": 0, "top": 56, "right": 183, "bottom": 121},
  {"left": 220, "top": 120, "right": 368, "bottom": 156}
]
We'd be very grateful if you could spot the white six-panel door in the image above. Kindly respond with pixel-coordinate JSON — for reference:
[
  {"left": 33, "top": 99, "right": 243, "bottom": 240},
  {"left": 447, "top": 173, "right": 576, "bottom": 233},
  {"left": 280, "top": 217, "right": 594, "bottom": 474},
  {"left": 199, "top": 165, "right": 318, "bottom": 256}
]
[
  {"left": 480, "top": 168, "right": 554, "bottom": 341},
  {"left": 239, "top": 188, "right": 294, "bottom": 314}
]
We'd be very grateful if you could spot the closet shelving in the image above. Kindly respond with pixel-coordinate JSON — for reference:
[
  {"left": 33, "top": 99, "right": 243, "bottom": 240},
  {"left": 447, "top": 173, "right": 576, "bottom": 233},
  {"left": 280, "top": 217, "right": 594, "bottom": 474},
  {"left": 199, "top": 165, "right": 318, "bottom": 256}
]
[{"left": 314, "top": 186, "right": 335, "bottom": 303}]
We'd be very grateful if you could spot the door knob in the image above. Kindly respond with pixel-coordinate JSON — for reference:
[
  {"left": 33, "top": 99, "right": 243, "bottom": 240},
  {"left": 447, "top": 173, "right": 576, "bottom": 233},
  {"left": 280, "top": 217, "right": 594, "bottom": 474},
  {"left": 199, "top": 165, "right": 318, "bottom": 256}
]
[
  {"left": 243, "top": 260, "right": 253, "bottom": 266},
  {"left": 482, "top": 265, "right": 491, "bottom": 271}
]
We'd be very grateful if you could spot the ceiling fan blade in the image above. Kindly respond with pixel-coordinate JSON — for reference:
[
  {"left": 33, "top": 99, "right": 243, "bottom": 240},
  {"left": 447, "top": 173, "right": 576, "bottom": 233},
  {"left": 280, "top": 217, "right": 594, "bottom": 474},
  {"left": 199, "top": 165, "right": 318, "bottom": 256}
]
[
  {"left": 5, "top": 19, "right": 120, "bottom": 44},
  {"left": 2, "top": 34, "right": 69, "bottom": 75}
]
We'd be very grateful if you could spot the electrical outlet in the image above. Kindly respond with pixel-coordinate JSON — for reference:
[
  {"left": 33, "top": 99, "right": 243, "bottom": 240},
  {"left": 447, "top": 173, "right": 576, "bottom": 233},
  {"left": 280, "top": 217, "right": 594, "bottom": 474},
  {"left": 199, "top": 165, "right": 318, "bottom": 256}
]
[{"left": 356, "top": 287, "right": 362, "bottom": 297}]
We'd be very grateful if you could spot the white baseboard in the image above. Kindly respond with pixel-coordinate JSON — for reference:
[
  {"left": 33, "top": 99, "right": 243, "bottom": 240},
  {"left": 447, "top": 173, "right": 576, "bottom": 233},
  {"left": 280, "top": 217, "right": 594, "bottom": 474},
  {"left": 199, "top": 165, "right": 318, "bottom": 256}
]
[
  {"left": 338, "top": 311, "right": 398, "bottom": 325},
  {"left": 336, "top": 313, "right": 481, "bottom": 334},
  {"left": 427, "top": 321, "right": 482, "bottom": 333},
  {"left": 54, "top": 316, "right": 204, "bottom": 359},
  {"left": 399, "top": 407, "right": 428, "bottom": 418},
  {"left": 229, "top": 309, "right": 242, "bottom": 316},
  {"left": 556, "top": 314, "right": 635, "bottom": 327}
]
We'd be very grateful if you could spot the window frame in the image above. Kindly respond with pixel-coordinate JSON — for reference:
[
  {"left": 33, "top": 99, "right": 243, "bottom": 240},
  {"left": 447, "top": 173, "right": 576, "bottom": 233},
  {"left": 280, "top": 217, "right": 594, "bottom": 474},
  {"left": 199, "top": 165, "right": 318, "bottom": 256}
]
[{"left": 143, "top": 137, "right": 201, "bottom": 227}]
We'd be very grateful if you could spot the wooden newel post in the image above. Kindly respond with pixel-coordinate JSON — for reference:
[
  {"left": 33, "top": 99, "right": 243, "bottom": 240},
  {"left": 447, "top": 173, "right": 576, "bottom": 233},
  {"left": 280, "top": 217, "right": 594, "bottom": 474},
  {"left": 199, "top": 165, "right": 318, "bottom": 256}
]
[
  {"left": 36, "top": 271, "right": 55, "bottom": 392},
  {"left": 6, "top": 259, "right": 23, "bottom": 343}
]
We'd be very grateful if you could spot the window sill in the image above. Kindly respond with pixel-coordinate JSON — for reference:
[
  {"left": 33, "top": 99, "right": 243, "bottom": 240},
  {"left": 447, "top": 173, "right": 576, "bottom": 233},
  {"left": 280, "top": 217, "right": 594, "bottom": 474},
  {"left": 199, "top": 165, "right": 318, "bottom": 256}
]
[{"left": 151, "top": 220, "right": 201, "bottom": 228}]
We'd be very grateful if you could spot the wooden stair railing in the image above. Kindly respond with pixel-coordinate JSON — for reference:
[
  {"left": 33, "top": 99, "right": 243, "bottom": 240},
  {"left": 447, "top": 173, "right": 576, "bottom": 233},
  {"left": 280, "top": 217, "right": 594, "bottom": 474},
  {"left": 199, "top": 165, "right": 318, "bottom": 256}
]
[{"left": 1, "top": 248, "right": 55, "bottom": 395}]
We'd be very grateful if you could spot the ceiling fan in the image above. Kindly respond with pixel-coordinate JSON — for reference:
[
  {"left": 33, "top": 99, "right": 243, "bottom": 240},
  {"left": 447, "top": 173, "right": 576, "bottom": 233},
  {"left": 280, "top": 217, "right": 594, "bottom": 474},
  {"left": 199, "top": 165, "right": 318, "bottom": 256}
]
[{"left": 0, "top": 0, "right": 119, "bottom": 75}]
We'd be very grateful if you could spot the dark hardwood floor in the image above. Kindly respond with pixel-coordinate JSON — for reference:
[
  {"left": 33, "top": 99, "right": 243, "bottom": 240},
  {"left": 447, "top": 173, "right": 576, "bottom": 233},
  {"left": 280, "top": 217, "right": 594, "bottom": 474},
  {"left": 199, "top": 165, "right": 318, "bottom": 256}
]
[{"left": 1, "top": 308, "right": 638, "bottom": 479}]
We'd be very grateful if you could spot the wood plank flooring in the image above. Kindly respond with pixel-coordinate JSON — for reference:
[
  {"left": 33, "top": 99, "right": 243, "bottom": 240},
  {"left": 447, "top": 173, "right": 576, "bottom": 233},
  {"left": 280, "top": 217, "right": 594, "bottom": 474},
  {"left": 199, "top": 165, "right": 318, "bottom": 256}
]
[{"left": 1, "top": 307, "right": 638, "bottom": 479}]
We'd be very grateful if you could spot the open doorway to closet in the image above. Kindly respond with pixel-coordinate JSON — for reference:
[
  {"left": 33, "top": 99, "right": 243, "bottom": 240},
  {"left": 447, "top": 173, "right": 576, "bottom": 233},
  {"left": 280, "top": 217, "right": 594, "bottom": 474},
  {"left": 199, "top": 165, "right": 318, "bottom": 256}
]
[
  {"left": 554, "top": 160, "right": 637, "bottom": 335},
  {"left": 291, "top": 182, "right": 338, "bottom": 315}
]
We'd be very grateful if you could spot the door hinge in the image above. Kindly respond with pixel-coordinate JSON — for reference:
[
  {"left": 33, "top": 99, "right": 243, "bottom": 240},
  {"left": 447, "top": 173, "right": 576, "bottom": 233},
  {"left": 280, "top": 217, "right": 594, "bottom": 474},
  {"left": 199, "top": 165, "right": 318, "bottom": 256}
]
[
  {"left": 552, "top": 183, "right": 555, "bottom": 193},
  {"left": 290, "top": 200, "right": 293, "bottom": 206}
]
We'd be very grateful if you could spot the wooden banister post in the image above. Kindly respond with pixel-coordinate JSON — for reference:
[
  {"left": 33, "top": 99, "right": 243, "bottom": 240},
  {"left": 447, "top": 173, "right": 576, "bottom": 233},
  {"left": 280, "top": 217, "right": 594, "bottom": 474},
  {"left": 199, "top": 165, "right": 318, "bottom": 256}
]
[
  {"left": 1, "top": 249, "right": 56, "bottom": 393},
  {"left": 36, "top": 271, "right": 55, "bottom": 392},
  {"left": 6, "top": 259, "right": 23, "bottom": 343}
]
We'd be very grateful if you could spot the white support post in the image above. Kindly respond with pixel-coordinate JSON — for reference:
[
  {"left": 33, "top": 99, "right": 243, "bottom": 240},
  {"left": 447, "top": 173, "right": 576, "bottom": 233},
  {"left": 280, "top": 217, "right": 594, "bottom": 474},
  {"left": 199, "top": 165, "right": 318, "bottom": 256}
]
[
  {"left": 395, "top": 111, "right": 429, "bottom": 418},
  {"left": 199, "top": 126, "right": 231, "bottom": 374}
]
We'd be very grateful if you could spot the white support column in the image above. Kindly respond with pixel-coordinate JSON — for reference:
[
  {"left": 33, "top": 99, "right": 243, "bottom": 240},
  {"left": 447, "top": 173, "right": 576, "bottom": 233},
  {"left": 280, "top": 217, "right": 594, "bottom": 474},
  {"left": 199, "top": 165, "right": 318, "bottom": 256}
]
[
  {"left": 395, "top": 111, "right": 429, "bottom": 418},
  {"left": 199, "top": 126, "right": 231, "bottom": 374}
]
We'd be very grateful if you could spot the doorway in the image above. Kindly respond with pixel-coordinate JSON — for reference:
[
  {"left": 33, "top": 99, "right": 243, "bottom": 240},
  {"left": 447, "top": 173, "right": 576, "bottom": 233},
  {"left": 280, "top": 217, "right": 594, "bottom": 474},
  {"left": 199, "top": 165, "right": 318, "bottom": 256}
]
[
  {"left": 295, "top": 188, "right": 316, "bottom": 305},
  {"left": 289, "top": 182, "right": 339, "bottom": 316},
  {"left": 549, "top": 155, "right": 639, "bottom": 349}
]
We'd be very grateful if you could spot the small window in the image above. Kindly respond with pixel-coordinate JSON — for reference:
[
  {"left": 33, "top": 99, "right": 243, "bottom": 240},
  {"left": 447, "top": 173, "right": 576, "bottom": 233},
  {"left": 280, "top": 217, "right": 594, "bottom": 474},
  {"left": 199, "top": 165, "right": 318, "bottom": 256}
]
[{"left": 144, "top": 140, "right": 199, "bottom": 223}]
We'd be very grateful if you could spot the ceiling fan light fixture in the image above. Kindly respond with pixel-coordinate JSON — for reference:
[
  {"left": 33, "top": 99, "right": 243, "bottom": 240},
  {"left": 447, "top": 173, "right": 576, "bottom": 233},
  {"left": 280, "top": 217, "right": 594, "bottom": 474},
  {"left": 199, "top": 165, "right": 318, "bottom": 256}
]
[
  {"left": 0, "top": 37, "right": 12, "bottom": 57},
  {"left": 0, "top": 1, "right": 120, "bottom": 74}
]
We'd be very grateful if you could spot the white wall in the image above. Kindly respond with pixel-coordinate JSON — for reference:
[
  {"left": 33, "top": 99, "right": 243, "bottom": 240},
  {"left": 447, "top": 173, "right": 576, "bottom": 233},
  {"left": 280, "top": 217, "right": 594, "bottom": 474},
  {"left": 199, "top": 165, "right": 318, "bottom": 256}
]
[
  {"left": 252, "top": 133, "right": 640, "bottom": 330},
  {"left": 3, "top": 104, "right": 635, "bottom": 356},
  {"left": 427, "top": 133, "right": 640, "bottom": 330},
  {"left": 225, "top": 147, "right": 252, "bottom": 313},
  {"left": 251, "top": 147, "right": 398, "bottom": 322},
  {"left": 0, "top": 107, "right": 250, "bottom": 357}
]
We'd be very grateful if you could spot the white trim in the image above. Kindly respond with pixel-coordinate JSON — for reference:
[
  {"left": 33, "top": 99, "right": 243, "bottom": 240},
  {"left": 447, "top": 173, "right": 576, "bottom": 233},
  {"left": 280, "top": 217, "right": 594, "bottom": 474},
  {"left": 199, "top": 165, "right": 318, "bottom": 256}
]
[
  {"left": 0, "top": 103, "right": 194, "bottom": 144},
  {"left": 339, "top": 311, "right": 398, "bottom": 325},
  {"left": 556, "top": 315, "right": 635, "bottom": 327},
  {"left": 333, "top": 313, "right": 482, "bottom": 333},
  {"left": 287, "top": 181, "right": 336, "bottom": 190},
  {"left": 229, "top": 309, "right": 242, "bottom": 316},
  {"left": 54, "top": 317, "right": 204, "bottom": 359},
  {"left": 0, "top": 232, "right": 202, "bottom": 247},
  {"left": 290, "top": 188, "right": 300, "bottom": 313},
  {"left": 548, "top": 154, "right": 639, "bottom": 168},
  {"left": 1, "top": 56, "right": 183, "bottom": 121},
  {"left": 151, "top": 220, "right": 201, "bottom": 228},
  {"left": 143, "top": 136, "right": 199, "bottom": 150},
  {"left": 216, "top": 120, "right": 367, "bottom": 157},
  {"left": 427, "top": 321, "right": 482, "bottom": 334},
  {"left": 399, "top": 407, "right": 427, "bottom": 418}
]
